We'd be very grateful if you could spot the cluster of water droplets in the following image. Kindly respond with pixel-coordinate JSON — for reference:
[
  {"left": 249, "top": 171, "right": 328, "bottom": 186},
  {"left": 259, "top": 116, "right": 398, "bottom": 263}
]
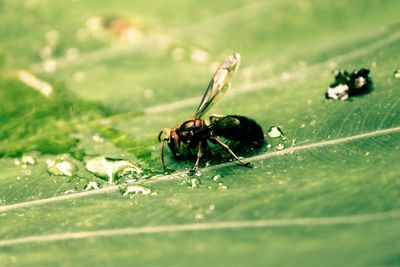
[
  {"left": 84, "top": 156, "right": 158, "bottom": 198},
  {"left": 47, "top": 159, "right": 77, "bottom": 177},
  {"left": 121, "top": 185, "right": 155, "bottom": 198},
  {"left": 9, "top": 147, "right": 238, "bottom": 200},
  {"left": 14, "top": 155, "right": 37, "bottom": 176},
  {"left": 267, "top": 126, "right": 287, "bottom": 151},
  {"left": 194, "top": 204, "right": 216, "bottom": 220},
  {"left": 85, "top": 156, "right": 143, "bottom": 184}
]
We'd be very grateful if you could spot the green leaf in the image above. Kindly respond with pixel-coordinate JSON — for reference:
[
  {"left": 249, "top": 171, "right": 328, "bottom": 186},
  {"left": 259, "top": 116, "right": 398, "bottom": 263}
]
[{"left": 1, "top": 1, "right": 400, "bottom": 266}]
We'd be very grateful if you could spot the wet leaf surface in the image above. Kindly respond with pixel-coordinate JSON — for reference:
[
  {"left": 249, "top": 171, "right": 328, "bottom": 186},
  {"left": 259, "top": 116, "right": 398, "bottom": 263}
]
[{"left": 1, "top": 0, "right": 400, "bottom": 266}]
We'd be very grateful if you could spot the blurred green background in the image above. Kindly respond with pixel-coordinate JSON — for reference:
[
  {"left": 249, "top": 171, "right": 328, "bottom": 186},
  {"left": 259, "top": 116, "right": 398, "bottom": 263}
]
[{"left": 1, "top": 0, "right": 400, "bottom": 266}]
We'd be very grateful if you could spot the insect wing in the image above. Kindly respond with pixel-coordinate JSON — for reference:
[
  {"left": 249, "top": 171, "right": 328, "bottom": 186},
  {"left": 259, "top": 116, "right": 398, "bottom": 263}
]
[{"left": 194, "top": 53, "right": 241, "bottom": 118}]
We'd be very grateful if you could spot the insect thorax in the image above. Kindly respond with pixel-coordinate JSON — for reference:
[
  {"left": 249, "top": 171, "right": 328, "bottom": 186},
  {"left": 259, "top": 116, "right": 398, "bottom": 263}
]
[{"left": 178, "top": 119, "right": 206, "bottom": 143}]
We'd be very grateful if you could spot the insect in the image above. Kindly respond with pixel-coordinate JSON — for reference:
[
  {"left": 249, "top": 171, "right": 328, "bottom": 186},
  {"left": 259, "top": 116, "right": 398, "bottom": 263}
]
[
  {"left": 158, "top": 53, "right": 264, "bottom": 174},
  {"left": 325, "top": 68, "right": 371, "bottom": 100}
]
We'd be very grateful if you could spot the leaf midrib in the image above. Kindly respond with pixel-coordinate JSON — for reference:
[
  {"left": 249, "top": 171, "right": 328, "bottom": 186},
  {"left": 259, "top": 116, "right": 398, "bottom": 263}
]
[
  {"left": 1, "top": 208, "right": 400, "bottom": 247},
  {"left": 1, "top": 125, "right": 399, "bottom": 213}
]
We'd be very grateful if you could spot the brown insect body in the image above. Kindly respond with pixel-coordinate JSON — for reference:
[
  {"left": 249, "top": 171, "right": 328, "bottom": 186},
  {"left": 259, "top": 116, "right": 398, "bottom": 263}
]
[
  {"left": 162, "top": 118, "right": 208, "bottom": 157},
  {"left": 158, "top": 53, "right": 264, "bottom": 174}
]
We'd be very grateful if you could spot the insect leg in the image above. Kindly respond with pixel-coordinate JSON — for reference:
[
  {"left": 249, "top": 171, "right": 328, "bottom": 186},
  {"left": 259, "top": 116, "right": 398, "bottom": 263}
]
[
  {"left": 210, "top": 137, "right": 252, "bottom": 168},
  {"left": 189, "top": 142, "right": 202, "bottom": 175},
  {"left": 160, "top": 138, "right": 167, "bottom": 171}
]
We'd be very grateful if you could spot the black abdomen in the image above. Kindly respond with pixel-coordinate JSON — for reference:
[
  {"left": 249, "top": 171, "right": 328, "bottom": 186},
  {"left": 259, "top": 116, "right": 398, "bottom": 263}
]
[{"left": 213, "top": 115, "right": 264, "bottom": 142}]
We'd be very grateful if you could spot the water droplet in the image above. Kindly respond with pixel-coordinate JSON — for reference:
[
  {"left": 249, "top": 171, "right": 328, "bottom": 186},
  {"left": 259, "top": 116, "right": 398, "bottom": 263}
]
[
  {"left": 84, "top": 181, "right": 99, "bottom": 191},
  {"left": 217, "top": 182, "right": 228, "bottom": 191},
  {"left": 276, "top": 144, "right": 285, "bottom": 150},
  {"left": 14, "top": 159, "right": 21, "bottom": 166},
  {"left": 42, "top": 59, "right": 57, "bottom": 73},
  {"left": 47, "top": 160, "right": 77, "bottom": 177},
  {"left": 195, "top": 212, "right": 205, "bottom": 220},
  {"left": 122, "top": 185, "right": 151, "bottom": 197},
  {"left": 267, "top": 126, "right": 285, "bottom": 138},
  {"left": 212, "top": 174, "right": 221, "bottom": 181},
  {"left": 21, "top": 155, "right": 36, "bottom": 165},
  {"left": 85, "top": 157, "right": 142, "bottom": 184},
  {"left": 267, "top": 144, "right": 272, "bottom": 149},
  {"left": 92, "top": 134, "right": 104, "bottom": 143},
  {"left": 195, "top": 170, "right": 202, "bottom": 177},
  {"left": 189, "top": 178, "right": 200, "bottom": 188},
  {"left": 394, "top": 69, "right": 400, "bottom": 79},
  {"left": 125, "top": 178, "right": 138, "bottom": 184}
]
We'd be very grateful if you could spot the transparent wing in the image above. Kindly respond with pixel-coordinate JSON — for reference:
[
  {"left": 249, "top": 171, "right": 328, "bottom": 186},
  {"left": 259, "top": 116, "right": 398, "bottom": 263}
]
[{"left": 194, "top": 53, "right": 241, "bottom": 118}]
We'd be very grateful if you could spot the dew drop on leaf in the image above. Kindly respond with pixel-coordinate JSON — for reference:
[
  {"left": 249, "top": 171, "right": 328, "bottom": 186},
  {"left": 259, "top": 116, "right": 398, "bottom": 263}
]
[
  {"left": 47, "top": 160, "right": 77, "bottom": 177},
  {"left": 217, "top": 182, "right": 228, "bottom": 191},
  {"left": 84, "top": 181, "right": 100, "bottom": 191},
  {"left": 394, "top": 69, "right": 400, "bottom": 79},
  {"left": 267, "top": 126, "right": 285, "bottom": 138},
  {"left": 122, "top": 185, "right": 151, "bottom": 197},
  {"left": 212, "top": 174, "right": 221, "bottom": 181},
  {"left": 276, "top": 144, "right": 285, "bottom": 150},
  {"left": 188, "top": 178, "right": 200, "bottom": 188},
  {"left": 195, "top": 212, "right": 205, "bottom": 220},
  {"left": 92, "top": 134, "right": 104, "bottom": 143},
  {"left": 21, "top": 155, "right": 36, "bottom": 165},
  {"left": 85, "top": 156, "right": 142, "bottom": 184},
  {"left": 64, "top": 189, "right": 76, "bottom": 194}
]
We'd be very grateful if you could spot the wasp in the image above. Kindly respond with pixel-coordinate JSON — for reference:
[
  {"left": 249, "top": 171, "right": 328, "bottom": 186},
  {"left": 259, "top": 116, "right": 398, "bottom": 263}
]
[{"left": 158, "top": 53, "right": 264, "bottom": 174}]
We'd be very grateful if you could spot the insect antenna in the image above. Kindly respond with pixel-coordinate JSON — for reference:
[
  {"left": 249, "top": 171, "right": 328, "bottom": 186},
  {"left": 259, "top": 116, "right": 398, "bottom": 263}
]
[{"left": 158, "top": 129, "right": 165, "bottom": 142}]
